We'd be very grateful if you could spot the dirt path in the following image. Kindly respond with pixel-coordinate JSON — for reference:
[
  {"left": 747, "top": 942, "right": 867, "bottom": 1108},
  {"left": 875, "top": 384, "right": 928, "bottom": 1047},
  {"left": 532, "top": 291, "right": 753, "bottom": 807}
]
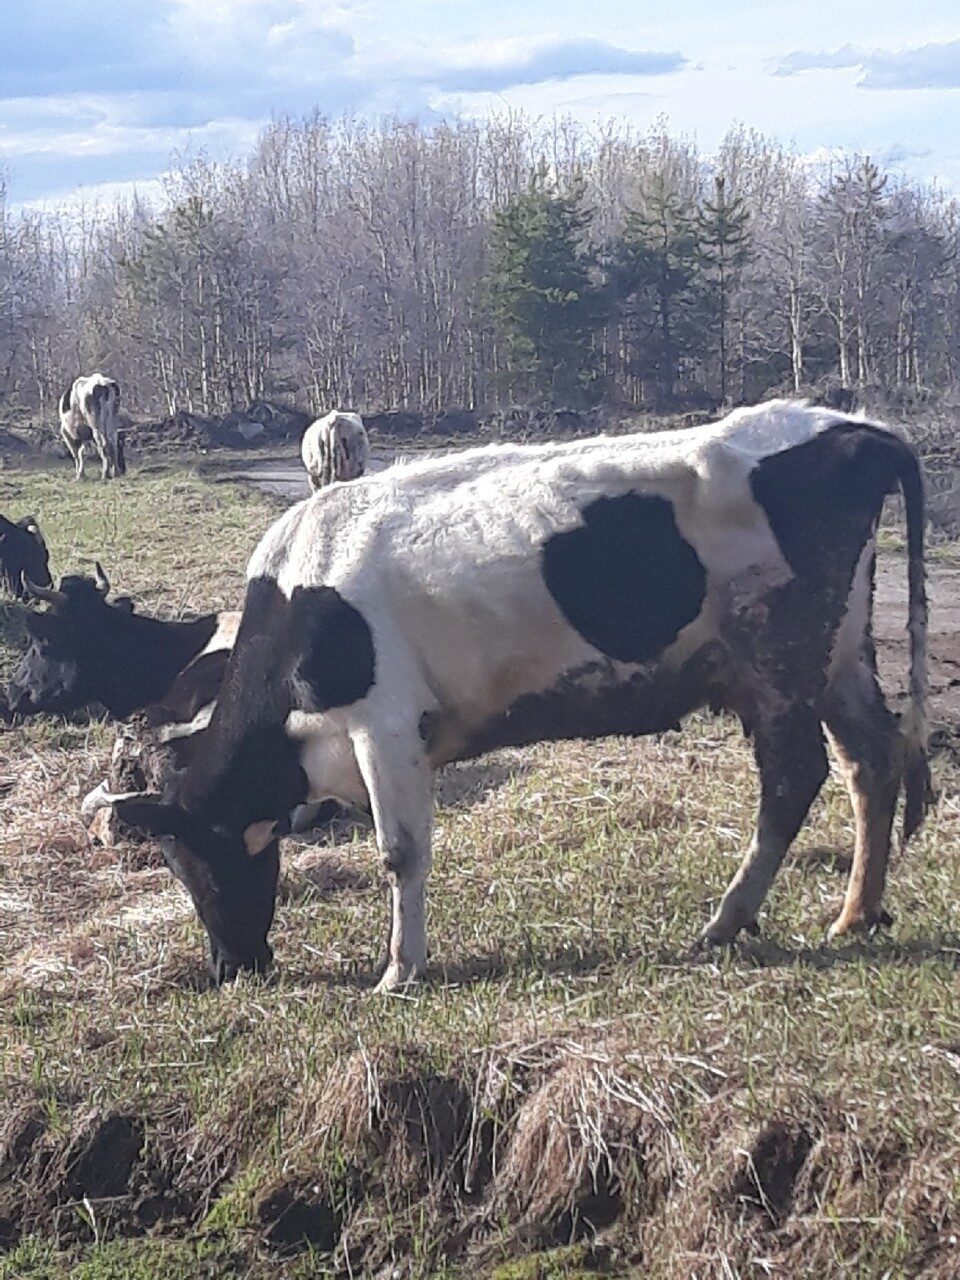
[{"left": 213, "top": 446, "right": 406, "bottom": 499}]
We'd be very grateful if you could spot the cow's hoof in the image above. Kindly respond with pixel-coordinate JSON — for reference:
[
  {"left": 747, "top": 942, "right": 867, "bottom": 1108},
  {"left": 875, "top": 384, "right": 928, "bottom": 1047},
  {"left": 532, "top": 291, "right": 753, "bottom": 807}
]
[
  {"left": 827, "top": 909, "right": 894, "bottom": 941},
  {"left": 694, "top": 916, "right": 757, "bottom": 951},
  {"left": 373, "top": 959, "right": 421, "bottom": 994}
]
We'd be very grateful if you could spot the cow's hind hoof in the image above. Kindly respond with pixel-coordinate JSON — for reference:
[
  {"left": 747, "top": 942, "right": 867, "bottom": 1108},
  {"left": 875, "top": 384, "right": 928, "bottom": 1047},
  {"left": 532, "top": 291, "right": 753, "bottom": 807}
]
[
  {"left": 373, "top": 959, "right": 421, "bottom": 994},
  {"left": 826, "top": 909, "right": 895, "bottom": 942}
]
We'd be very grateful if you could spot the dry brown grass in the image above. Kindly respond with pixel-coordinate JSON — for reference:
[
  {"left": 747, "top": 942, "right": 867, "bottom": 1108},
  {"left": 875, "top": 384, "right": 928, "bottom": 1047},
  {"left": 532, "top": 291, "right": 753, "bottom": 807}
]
[{"left": 2, "top": 465, "right": 960, "bottom": 1278}]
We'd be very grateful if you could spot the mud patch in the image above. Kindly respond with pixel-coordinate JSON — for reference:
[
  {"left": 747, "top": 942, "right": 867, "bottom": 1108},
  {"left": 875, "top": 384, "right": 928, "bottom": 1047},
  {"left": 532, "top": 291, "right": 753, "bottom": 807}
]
[
  {"left": 257, "top": 1181, "right": 341, "bottom": 1253},
  {"left": 726, "top": 1117, "right": 814, "bottom": 1224},
  {"left": 61, "top": 1113, "right": 144, "bottom": 1201}
]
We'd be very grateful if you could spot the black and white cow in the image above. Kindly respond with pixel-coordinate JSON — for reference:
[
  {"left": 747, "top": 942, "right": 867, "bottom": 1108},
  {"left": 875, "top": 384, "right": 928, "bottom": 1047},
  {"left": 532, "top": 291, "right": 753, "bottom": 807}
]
[
  {"left": 0, "top": 514, "right": 52, "bottom": 600},
  {"left": 59, "top": 374, "right": 125, "bottom": 481},
  {"left": 301, "top": 411, "right": 369, "bottom": 492},
  {"left": 8, "top": 565, "right": 238, "bottom": 720},
  {"left": 112, "top": 400, "right": 930, "bottom": 990}
]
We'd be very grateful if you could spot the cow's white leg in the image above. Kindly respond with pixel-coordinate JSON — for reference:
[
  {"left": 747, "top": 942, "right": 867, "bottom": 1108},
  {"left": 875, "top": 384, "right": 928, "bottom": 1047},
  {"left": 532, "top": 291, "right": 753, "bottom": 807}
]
[
  {"left": 822, "top": 663, "right": 900, "bottom": 938},
  {"left": 62, "top": 429, "right": 83, "bottom": 480},
  {"left": 350, "top": 728, "right": 434, "bottom": 991},
  {"left": 701, "top": 705, "right": 828, "bottom": 945},
  {"left": 96, "top": 436, "right": 111, "bottom": 481}
]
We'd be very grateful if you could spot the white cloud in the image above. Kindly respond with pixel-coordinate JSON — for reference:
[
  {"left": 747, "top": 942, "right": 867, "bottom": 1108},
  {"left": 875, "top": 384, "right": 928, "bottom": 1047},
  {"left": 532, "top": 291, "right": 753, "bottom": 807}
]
[
  {"left": 775, "top": 37, "right": 960, "bottom": 90},
  {"left": 386, "top": 35, "right": 685, "bottom": 93}
]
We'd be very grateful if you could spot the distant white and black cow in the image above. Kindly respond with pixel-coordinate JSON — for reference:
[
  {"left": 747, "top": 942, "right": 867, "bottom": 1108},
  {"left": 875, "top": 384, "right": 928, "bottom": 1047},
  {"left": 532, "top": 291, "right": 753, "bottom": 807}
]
[
  {"left": 8, "top": 564, "right": 238, "bottom": 720},
  {"left": 112, "top": 400, "right": 930, "bottom": 990},
  {"left": 301, "top": 410, "right": 369, "bottom": 492},
  {"left": 59, "top": 374, "right": 125, "bottom": 480},
  {"left": 0, "top": 514, "right": 51, "bottom": 600}
]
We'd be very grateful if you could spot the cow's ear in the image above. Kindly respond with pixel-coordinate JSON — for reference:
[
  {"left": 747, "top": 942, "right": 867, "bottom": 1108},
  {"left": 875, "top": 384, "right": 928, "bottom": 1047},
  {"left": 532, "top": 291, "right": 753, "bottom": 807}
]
[{"left": 114, "top": 798, "right": 192, "bottom": 840}]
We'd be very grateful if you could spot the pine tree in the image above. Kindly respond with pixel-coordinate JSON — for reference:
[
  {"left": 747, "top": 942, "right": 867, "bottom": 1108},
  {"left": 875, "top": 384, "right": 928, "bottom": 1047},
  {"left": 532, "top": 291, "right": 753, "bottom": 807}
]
[
  {"left": 609, "top": 175, "right": 702, "bottom": 406},
  {"left": 698, "top": 174, "right": 750, "bottom": 403},
  {"left": 484, "top": 166, "right": 604, "bottom": 406}
]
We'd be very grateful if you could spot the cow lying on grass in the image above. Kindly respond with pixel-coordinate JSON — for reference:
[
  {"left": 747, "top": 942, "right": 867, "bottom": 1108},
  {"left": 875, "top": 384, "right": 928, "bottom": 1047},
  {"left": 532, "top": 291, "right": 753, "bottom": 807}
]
[
  {"left": 110, "top": 400, "right": 930, "bottom": 990},
  {"left": 0, "top": 514, "right": 51, "bottom": 600},
  {"left": 8, "top": 564, "right": 238, "bottom": 720}
]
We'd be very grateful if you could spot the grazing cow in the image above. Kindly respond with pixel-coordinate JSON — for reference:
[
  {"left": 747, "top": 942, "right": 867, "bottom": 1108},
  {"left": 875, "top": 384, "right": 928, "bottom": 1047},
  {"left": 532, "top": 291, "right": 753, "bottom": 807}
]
[
  {"left": 0, "top": 514, "right": 52, "bottom": 600},
  {"left": 59, "top": 374, "right": 125, "bottom": 480},
  {"left": 111, "top": 400, "right": 930, "bottom": 990},
  {"left": 301, "top": 411, "right": 369, "bottom": 492},
  {"left": 8, "top": 563, "right": 238, "bottom": 720}
]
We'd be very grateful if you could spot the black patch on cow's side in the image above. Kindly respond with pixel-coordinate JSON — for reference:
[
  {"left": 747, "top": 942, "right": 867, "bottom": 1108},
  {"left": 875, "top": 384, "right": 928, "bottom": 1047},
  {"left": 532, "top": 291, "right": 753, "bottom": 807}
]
[
  {"left": 293, "top": 585, "right": 375, "bottom": 711},
  {"left": 59, "top": 386, "right": 73, "bottom": 415},
  {"left": 541, "top": 493, "right": 706, "bottom": 664}
]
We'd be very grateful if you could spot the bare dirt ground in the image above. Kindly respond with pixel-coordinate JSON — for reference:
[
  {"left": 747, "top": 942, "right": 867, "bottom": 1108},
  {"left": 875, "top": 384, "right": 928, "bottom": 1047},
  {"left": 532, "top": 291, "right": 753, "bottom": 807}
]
[{"left": 876, "top": 550, "right": 960, "bottom": 741}]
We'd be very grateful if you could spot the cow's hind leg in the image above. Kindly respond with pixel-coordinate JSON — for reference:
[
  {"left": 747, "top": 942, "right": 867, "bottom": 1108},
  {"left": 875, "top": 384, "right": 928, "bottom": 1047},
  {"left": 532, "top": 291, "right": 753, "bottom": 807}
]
[
  {"left": 700, "top": 704, "right": 828, "bottom": 945},
  {"left": 61, "top": 429, "right": 84, "bottom": 480},
  {"left": 94, "top": 435, "right": 111, "bottom": 481},
  {"left": 351, "top": 728, "right": 434, "bottom": 992},
  {"left": 822, "top": 663, "right": 900, "bottom": 939}
]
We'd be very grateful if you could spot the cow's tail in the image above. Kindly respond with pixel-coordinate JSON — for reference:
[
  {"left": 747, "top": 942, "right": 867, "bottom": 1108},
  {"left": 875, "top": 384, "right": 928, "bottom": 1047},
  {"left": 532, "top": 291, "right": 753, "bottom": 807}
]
[{"left": 891, "top": 434, "right": 931, "bottom": 848}]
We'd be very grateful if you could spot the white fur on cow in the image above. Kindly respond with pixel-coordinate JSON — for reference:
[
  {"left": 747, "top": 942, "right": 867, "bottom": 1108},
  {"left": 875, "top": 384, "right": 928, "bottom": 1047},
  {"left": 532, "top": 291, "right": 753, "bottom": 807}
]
[
  {"left": 113, "top": 400, "right": 930, "bottom": 991},
  {"left": 59, "top": 374, "right": 124, "bottom": 480},
  {"left": 300, "top": 410, "right": 369, "bottom": 491}
]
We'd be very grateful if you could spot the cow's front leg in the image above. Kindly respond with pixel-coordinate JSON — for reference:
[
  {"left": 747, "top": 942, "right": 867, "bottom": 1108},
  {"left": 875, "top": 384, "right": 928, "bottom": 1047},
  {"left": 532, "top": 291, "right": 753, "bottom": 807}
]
[
  {"left": 700, "top": 705, "right": 828, "bottom": 945},
  {"left": 350, "top": 728, "right": 434, "bottom": 992}
]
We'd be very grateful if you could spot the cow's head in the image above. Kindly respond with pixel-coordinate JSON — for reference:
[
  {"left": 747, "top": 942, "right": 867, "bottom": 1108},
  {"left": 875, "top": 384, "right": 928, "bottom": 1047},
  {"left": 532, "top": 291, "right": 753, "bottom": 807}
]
[
  {"left": 7, "top": 563, "right": 133, "bottom": 715},
  {"left": 0, "top": 515, "right": 52, "bottom": 601},
  {"left": 113, "top": 796, "right": 282, "bottom": 983}
]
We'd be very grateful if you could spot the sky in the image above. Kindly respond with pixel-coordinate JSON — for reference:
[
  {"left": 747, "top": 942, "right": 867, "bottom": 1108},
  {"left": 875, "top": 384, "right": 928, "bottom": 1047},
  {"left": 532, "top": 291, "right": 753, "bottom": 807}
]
[{"left": 2, "top": 0, "right": 960, "bottom": 208}]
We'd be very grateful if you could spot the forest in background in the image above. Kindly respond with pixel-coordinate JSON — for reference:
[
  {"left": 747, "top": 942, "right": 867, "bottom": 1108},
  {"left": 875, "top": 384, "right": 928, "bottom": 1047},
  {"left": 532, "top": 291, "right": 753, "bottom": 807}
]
[{"left": 1, "top": 112, "right": 958, "bottom": 421}]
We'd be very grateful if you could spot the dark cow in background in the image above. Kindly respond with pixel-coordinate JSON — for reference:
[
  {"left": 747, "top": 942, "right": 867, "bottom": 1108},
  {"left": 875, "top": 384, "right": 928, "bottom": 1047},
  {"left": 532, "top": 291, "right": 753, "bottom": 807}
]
[
  {"left": 0, "top": 514, "right": 51, "bottom": 600},
  {"left": 112, "top": 400, "right": 930, "bottom": 990},
  {"left": 59, "top": 374, "right": 125, "bottom": 480},
  {"left": 8, "top": 564, "right": 238, "bottom": 720}
]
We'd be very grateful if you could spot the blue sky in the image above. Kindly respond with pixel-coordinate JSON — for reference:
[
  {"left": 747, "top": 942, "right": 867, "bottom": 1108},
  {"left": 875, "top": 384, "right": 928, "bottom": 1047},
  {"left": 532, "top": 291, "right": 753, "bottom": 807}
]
[{"left": 2, "top": 0, "right": 959, "bottom": 206}]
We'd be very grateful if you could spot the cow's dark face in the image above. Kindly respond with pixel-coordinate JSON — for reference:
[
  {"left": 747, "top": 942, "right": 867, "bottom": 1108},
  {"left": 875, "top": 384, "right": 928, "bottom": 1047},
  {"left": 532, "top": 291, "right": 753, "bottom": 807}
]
[
  {"left": 0, "top": 515, "right": 52, "bottom": 601},
  {"left": 8, "top": 612, "right": 85, "bottom": 714},
  {"left": 113, "top": 798, "right": 279, "bottom": 983},
  {"left": 7, "top": 574, "right": 132, "bottom": 716}
]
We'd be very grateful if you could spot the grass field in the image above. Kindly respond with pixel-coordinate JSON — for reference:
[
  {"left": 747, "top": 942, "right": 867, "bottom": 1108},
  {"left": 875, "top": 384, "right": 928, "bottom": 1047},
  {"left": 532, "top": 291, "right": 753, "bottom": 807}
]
[{"left": 1, "top": 465, "right": 959, "bottom": 1279}]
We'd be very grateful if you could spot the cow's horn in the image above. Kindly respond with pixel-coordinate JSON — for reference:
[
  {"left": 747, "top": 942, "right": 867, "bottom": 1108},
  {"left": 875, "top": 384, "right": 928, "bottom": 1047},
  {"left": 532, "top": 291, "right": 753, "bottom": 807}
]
[
  {"left": 93, "top": 561, "right": 111, "bottom": 595},
  {"left": 21, "top": 573, "right": 67, "bottom": 605}
]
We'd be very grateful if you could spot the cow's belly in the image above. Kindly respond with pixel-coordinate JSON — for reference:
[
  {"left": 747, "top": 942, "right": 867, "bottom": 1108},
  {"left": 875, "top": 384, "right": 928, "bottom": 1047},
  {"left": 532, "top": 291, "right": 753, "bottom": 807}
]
[
  {"left": 288, "top": 712, "right": 369, "bottom": 809},
  {"left": 429, "top": 637, "right": 728, "bottom": 764}
]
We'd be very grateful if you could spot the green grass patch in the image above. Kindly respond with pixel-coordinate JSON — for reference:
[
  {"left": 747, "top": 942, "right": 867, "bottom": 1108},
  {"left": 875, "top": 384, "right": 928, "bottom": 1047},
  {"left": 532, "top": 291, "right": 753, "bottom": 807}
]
[{"left": 1, "top": 462, "right": 959, "bottom": 1276}]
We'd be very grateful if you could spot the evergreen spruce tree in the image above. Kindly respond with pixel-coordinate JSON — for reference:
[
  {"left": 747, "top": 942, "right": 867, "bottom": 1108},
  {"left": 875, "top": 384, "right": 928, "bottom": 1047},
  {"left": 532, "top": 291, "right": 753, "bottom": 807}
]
[
  {"left": 697, "top": 174, "right": 750, "bottom": 403},
  {"left": 609, "top": 175, "right": 701, "bottom": 406},
  {"left": 484, "top": 165, "right": 604, "bottom": 406}
]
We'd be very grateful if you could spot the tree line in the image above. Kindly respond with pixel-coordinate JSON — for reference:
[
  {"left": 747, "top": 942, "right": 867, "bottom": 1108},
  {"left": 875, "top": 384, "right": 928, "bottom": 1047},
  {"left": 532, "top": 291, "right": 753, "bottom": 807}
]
[{"left": 1, "top": 113, "right": 958, "bottom": 423}]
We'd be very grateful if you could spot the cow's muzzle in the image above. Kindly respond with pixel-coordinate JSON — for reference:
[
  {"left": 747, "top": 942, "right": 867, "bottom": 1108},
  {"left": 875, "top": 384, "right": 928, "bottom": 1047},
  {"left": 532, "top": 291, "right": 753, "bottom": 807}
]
[{"left": 209, "top": 942, "right": 273, "bottom": 986}]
